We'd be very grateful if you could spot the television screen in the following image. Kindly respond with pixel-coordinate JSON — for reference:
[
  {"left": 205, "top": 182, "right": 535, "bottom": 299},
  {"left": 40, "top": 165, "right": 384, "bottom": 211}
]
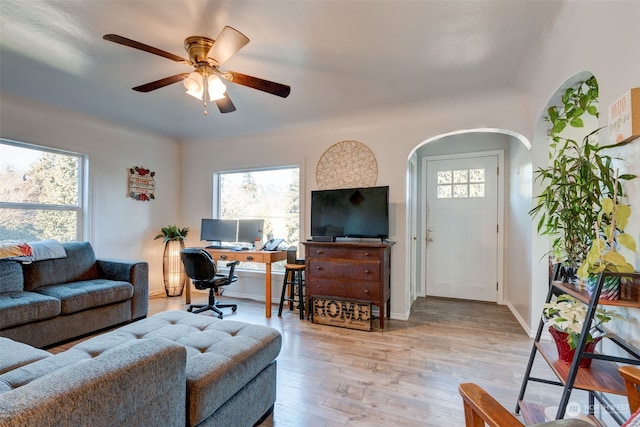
[
  {"left": 237, "top": 219, "right": 264, "bottom": 244},
  {"left": 311, "top": 186, "right": 389, "bottom": 239},
  {"left": 200, "top": 219, "right": 237, "bottom": 243}
]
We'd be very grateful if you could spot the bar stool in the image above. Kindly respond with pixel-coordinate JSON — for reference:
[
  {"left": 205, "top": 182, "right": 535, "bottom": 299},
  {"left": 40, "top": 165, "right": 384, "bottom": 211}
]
[{"left": 278, "top": 246, "right": 306, "bottom": 319}]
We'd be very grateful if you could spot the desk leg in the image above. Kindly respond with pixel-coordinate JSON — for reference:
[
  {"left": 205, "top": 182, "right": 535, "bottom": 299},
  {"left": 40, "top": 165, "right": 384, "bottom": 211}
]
[
  {"left": 185, "top": 279, "right": 191, "bottom": 304},
  {"left": 265, "top": 262, "right": 272, "bottom": 317}
]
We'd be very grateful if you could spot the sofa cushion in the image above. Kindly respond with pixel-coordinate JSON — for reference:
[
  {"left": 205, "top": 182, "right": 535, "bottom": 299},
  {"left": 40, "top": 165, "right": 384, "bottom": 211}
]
[
  {"left": 0, "top": 337, "right": 51, "bottom": 375},
  {"left": 34, "top": 279, "right": 133, "bottom": 315},
  {"left": 0, "top": 260, "right": 24, "bottom": 294},
  {"left": 22, "top": 242, "right": 98, "bottom": 291},
  {"left": 0, "top": 292, "right": 61, "bottom": 329}
]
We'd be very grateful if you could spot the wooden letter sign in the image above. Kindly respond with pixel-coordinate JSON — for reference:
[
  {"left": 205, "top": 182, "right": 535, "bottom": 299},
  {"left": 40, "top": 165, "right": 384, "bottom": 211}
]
[
  {"left": 609, "top": 88, "right": 640, "bottom": 144},
  {"left": 311, "top": 298, "right": 372, "bottom": 331}
]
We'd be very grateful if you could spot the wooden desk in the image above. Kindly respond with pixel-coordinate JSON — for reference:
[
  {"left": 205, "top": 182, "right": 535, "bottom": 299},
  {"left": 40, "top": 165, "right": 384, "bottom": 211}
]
[{"left": 185, "top": 248, "right": 286, "bottom": 317}]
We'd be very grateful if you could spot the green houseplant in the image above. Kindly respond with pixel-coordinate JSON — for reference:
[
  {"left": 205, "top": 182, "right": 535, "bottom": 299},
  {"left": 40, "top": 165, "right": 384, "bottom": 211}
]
[
  {"left": 154, "top": 225, "right": 190, "bottom": 297},
  {"left": 530, "top": 77, "right": 635, "bottom": 280},
  {"left": 543, "top": 294, "right": 623, "bottom": 366},
  {"left": 154, "top": 225, "right": 190, "bottom": 242},
  {"left": 577, "top": 176, "right": 637, "bottom": 299}
]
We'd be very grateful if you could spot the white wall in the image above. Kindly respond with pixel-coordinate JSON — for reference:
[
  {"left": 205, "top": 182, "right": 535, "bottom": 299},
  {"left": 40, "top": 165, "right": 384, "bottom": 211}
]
[
  {"left": 0, "top": 94, "right": 180, "bottom": 296},
  {"left": 180, "top": 90, "right": 532, "bottom": 318},
  {"left": 522, "top": 1, "right": 640, "bottom": 333}
]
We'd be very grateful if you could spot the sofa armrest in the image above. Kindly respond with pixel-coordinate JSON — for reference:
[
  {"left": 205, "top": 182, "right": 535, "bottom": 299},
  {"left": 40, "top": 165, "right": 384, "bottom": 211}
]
[
  {"left": 0, "top": 338, "right": 186, "bottom": 427},
  {"left": 97, "top": 259, "right": 148, "bottom": 320}
]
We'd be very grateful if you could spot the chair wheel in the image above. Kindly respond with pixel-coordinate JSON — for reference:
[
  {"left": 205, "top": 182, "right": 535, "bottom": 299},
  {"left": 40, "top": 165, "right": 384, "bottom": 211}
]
[
  {"left": 232, "top": 306, "right": 237, "bottom": 313},
  {"left": 218, "top": 314, "right": 223, "bottom": 319},
  {"left": 187, "top": 307, "right": 193, "bottom": 312}
]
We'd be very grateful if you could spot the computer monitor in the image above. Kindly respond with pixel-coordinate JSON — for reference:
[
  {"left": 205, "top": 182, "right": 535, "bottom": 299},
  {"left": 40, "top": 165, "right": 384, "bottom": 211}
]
[
  {"left": 237, "top": 219, "right": 264, "bottom": 245},
  {"left": 200, "top": 219, "right": 237, "bottom": 245}
]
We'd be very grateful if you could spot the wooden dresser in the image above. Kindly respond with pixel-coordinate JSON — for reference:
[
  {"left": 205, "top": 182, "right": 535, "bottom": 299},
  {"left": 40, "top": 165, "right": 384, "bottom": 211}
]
[{"left": 303, "top": 241, "right": 392, "bottom": 330}]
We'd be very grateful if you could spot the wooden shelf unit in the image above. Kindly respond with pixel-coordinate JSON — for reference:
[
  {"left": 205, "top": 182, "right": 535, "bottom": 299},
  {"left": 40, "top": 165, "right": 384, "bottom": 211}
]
[{"left": 516, "top": 271, "right": 640, "bottom": 425}]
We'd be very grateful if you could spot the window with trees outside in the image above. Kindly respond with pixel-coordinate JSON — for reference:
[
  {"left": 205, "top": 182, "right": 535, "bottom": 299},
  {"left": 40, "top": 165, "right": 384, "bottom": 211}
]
[
  {"left": 216, "top": 166, "right": 299, "bottom": 271},
  {"left": 0, "top": 139, "right": 86, "bottom": 242}
]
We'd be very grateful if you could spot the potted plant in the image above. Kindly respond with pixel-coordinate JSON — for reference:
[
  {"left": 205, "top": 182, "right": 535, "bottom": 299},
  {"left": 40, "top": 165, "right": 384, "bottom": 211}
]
[
  {"left": 577, "top": 175, "right": 637, "bottom": 299},
  {"left": 543, "top": 294, "right": 623, "bottom": 367},
  {"left": 530, "top": 77, "right": 635, "bottom": 282},
  {"left": 154, "top": 225, "right": 190, "bottom": 297}
]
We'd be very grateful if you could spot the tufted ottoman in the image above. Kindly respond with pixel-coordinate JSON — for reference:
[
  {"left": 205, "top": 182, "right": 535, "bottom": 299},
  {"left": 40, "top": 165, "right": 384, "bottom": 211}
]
[{"left": 72, "top": 310, "right": 282, "bottom": 427}]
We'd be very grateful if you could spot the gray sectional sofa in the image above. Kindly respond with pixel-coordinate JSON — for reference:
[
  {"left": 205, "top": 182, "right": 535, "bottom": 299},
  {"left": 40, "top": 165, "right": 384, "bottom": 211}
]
[
  {"left": 0, "top": 241, "right": 148, "bottom": 348},
  {"left": 0, "top": 310, "right": 283, "bottom": 427}
]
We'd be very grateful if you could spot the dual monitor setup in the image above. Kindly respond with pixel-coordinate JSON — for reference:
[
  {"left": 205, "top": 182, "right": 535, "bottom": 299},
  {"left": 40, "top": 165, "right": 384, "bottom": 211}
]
[{"left": 201, "top": 219, "right": 264, "bottom": 250}]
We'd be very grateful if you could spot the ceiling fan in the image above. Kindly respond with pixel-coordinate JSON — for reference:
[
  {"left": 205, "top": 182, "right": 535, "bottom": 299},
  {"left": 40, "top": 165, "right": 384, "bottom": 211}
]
[{"left": 103, "top": 26, "right": 290, "bottom": 115}]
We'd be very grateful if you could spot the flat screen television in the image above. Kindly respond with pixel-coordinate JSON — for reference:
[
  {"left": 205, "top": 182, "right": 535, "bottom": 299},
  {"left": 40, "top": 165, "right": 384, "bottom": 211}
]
[
  {"left": 200, "top": 219, "right": 237, "bottom": 245},
  {"left": 311, "top": 185, "right": 389, "bottom": 240}
]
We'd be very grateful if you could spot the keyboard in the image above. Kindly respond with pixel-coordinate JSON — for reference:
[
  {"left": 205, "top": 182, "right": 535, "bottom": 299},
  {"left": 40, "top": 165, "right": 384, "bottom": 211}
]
[{"left": 206, "top": 245, "right": 236, "bottom": 250}]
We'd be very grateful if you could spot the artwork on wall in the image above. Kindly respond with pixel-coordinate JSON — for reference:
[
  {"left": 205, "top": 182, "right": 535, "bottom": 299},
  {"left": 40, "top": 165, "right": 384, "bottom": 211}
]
[
  {"left": 128, "top": 166, "right": 155, "bottom": 201},
  {"left": 316, "top": 140, "right": 378, "bottom": 189}
]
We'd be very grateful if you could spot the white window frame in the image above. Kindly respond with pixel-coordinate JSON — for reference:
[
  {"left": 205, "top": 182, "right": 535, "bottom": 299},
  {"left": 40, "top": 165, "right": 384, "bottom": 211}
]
[
  {"left": 213, "top": 165, "right": 301, "bottom": 271},
  {"left": 0, "top": 138, "right": 88, "bottom": 241}
]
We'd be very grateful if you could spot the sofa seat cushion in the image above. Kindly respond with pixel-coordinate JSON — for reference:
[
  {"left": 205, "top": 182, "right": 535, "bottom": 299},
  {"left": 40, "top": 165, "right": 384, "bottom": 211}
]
[
  {"left": 0, "top": 292, "right": 61, "bottom": 329},
  {"left": 72, "top": 310, "right": 282, "bottom": 426},
  {"left": 0, "top": 337, "right": 51, "bottom": 376},
  {"left": 33, "top": 280, "right": 133, "bottom": 315}
]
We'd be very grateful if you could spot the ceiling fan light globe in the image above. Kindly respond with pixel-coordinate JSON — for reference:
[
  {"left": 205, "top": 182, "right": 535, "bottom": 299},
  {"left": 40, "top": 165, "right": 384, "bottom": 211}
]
[
  {"left": 184, "top": 72, "right": 204, "bottom": 99},
  {"left": 207, "top": 74, "right": 227, "bottom": 101}
]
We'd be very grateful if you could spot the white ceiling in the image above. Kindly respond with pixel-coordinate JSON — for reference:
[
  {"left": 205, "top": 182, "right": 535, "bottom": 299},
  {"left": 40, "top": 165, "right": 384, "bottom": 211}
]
[{"left": 0, "top": 0, "right": 563, "bottom": 141}]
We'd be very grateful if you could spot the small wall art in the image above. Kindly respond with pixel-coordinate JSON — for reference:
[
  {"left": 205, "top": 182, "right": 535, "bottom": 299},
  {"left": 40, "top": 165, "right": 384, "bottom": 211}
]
[
  {"left": 128, "top": 166, "right": 155, "bottom": 201},
  {"left": 316, "top": 140, "right": 378, "bottom": 189}
]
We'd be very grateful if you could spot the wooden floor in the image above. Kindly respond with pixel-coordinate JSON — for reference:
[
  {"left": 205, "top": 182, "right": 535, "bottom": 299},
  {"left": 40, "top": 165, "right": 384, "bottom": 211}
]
[{"left": 52, "top": 294, "right": 576, "bottom": 426}]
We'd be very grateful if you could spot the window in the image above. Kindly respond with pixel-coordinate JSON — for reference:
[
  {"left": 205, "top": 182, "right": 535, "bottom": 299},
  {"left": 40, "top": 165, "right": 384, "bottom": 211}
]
[
  {"left": 0, "top": 139, "right": 86, "bottom": 242},
  {"left": 437, "top": 168, "right": 485, "bottom": 199},
  {"left": 215, "top": 166, "right": 300, "bottom": 270}
]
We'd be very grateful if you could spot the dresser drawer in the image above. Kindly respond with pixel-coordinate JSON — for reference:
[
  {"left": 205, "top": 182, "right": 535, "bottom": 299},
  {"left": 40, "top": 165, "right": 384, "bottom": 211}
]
[
  {"left": 206, "top": 251, "right": 272, "bottom": 263},
  {"left": 308, "top": 278, "right": 380, "bottom": 300},
  {"left": 307, "top": 245, "right": 382, "bottom": 261},
  {"left": 308, "top": 259, "right": 380, "bottom": 282}
]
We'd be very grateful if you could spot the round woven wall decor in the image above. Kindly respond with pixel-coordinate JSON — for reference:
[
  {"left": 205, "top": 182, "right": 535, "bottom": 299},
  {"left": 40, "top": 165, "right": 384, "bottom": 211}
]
[{"left": 316, "top": 140, "right": 378, "bottom": 189}]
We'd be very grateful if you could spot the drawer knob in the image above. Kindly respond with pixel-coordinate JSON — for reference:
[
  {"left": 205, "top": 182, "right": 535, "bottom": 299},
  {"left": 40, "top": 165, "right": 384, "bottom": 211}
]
[
  {"left": 363, "top": 289, "right": 369, "bottom": 294},
  {"left": 364, "top": 252, "right": 370, "bottom": 257},
  {"left": 316, "top": 250, "right": 324, "bottom": 254},
  {"left": 220, "top": 255, "right": 227, "bottom": 260},
  {"left": 316, "top": 266, "right": 322, "bottom": 270},
  {"left": 246, "top": 256, "right": 254, "bottom": 261},
  {"left": 363, "top": 269, "right": 370, "bottom": 274}
]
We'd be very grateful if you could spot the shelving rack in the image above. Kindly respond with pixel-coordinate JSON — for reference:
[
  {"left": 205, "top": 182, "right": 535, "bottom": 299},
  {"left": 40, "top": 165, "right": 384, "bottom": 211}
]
[{"left": 515, "top": 270, "right": 640, "bottom": 425}]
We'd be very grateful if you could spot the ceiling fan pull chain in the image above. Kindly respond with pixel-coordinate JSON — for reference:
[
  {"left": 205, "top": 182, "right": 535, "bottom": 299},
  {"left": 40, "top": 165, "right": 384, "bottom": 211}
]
[{"left": 202, "top": 71, "right": 209, "bottom": 116}]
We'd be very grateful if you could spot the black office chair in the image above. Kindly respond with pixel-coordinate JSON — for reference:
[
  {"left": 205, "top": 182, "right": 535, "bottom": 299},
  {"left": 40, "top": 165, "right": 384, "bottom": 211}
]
[{"left": 180, "top": 248, "right": 239, "bottom": 319}]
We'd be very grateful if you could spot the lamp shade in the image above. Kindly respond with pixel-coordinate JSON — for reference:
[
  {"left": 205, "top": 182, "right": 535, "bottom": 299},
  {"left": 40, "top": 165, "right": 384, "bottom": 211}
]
[
  {"left": 184, "top": 71, "right": 204, "bottom": 99},
  {"left": 207, "top": 75, "right": 226, "bottom": 100}
]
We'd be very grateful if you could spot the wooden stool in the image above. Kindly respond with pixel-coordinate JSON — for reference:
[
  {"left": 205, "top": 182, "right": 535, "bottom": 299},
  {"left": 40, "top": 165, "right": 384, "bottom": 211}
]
[{"left": 278, "top": 263, "right": 306, "bottom": 319}]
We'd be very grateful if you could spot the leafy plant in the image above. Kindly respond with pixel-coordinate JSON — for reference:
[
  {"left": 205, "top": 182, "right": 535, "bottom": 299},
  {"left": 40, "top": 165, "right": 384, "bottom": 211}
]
[
  {"left": 154, "top": 225, "right": 190, "bottom": 243},
  {"left": 577, "top": 175, "right": 637, "bottom": 278},
  {"left": 543, "top": 294, "right": 623, "bottom": 349},
  {"left": 530, "top": 77, "right": 635, "bottom": 268}
]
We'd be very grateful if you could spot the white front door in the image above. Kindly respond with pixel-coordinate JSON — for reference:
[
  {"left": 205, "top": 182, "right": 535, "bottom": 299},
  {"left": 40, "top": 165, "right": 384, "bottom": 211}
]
[{"left": 424, "top": 154, "right": 499, "bottom": 302}]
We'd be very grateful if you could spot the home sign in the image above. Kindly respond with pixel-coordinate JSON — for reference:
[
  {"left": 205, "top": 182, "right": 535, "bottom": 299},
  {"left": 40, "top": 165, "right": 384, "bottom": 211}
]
[{"left": 311, "top": 297, "right": 372, "bottom": 331}]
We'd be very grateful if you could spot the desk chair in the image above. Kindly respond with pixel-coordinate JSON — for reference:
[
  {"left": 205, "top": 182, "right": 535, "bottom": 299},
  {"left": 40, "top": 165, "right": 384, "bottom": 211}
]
[
  {"left": 458, "top": 366, "right": 640, "bottom": 426},
  {"left": 181, "top": 248, "right": 239, "bottom": 319}
]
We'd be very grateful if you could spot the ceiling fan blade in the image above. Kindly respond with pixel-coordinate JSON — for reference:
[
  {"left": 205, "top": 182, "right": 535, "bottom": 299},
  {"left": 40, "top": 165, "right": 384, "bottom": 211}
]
[
  {"left": 208, "top": 26, "right": 250, "bottom": 66},
  {"left": 132, "top": 73, "right": 189, "bottom": 92},
  {"left": 215, "top": 93, "right": 236, "bottom": 113},
  {"left": 103, "top": 34, "right": 189, "bottom": 64},
  {"left": 224, "top": 71, "right": 291, "bottom": 98}
]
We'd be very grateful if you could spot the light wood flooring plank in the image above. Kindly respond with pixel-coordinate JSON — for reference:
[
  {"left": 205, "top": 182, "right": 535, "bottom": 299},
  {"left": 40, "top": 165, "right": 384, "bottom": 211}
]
[{"left": 51, "top": 293, "right": 574, "bottom": 426}]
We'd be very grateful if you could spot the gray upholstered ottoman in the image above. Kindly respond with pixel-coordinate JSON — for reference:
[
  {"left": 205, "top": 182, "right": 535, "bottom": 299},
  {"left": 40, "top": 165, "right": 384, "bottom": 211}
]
[{"left": 73, "top": 310, "right": 282, "bottom": 427}]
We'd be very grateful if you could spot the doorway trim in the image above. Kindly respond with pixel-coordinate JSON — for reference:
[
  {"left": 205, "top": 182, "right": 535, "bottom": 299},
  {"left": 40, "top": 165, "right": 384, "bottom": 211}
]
[{"left": 419, "top": 149, "right": 505, "bottom": 303}]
